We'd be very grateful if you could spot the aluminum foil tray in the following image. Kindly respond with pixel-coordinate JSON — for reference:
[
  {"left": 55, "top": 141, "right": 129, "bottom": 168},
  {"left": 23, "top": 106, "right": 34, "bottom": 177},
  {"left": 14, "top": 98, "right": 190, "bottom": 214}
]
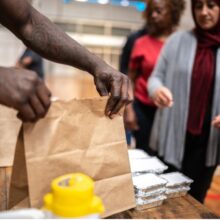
[
  {"left": 135, "top": 187, "right": 166, "bottom": 198},
  {"left": 130, "top": 157, "right": 168, "bottom": 174},
  {"left": 135, "top": 190, "right": 166, "bottom": 201},
  {"left": 166, "top": 190, "right": 188, "bottom": 198},
  {"left": 165, "top": 186, "right": 190, "bottom": 198},
  {"left": 166, "top": 186, "right": 190, "bottom": 194},
  {"left": 135, "top": 195, "right": 166, "bottom": 211},
  {"left": 160, "top": 172, "right": 193, "bottom": 188},
  {"left": 133, "top": 173, "right": 167, "bottom": 192}
]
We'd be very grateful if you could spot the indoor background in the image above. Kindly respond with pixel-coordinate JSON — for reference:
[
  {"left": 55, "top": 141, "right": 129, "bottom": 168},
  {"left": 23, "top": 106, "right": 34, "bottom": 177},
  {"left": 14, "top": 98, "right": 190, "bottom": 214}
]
[{"left": 0, "top": 0, "right": 219, "bottom": 216}]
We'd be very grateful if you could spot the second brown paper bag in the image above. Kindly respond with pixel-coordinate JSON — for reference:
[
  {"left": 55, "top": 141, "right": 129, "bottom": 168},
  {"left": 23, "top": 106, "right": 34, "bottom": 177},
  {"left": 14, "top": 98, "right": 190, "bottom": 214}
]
[
  {"left": 0, "top": 105, "right": 21, "bottom": 167},
  {"left": 9, "top": 98, "right": 135, "bottom": 217}
]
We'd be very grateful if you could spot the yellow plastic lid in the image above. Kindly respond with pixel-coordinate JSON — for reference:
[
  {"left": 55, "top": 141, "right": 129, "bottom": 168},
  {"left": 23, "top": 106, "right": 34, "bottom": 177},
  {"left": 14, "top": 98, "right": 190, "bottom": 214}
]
[{"left": 43, "top": 173, "right": 104, "bottom": 218}]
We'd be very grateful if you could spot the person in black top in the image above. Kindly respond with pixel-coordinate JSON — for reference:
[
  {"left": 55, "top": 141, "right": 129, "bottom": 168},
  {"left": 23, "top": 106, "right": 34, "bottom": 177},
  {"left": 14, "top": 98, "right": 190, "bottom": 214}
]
[
  {"left": 119, "top": 7, "right": 148, "bottom": 146},
  {"left": 16, "top": 48, "right": 44, "bottom": 79},
  {"left": 120, "top": 28, "right": 147, "bottom": 146},
  {"left": 119, "top": 28, "right": 147, "bottom": 76}
]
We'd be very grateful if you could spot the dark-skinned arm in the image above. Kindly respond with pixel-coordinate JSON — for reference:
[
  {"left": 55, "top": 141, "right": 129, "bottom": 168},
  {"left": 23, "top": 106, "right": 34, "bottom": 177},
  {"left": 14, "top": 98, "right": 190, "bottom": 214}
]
[
  {"left": 0, "top": 67, "right": 51, "bottom": 122},
  {"left": 0, "top": 0, "right": 132, "bottom": 118}
]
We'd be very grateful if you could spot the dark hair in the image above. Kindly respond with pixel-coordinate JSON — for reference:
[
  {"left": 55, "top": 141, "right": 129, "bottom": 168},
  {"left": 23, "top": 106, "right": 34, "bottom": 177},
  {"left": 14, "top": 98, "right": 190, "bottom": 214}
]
[
  {"left": 191, "top": 0, "right": 220, "bottom": 7},
  {"left": 168, "top": 0, "right": 186, "bottom": 26},
  {"left": 146, "top": 0, "right": 186, "bottom": 27}
]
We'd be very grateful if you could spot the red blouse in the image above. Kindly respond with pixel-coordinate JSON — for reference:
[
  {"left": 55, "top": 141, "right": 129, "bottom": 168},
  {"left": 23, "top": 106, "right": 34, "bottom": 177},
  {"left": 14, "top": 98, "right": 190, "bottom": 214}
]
[{"left": 129, "top": 35, "right": 164, "bottom": 106}]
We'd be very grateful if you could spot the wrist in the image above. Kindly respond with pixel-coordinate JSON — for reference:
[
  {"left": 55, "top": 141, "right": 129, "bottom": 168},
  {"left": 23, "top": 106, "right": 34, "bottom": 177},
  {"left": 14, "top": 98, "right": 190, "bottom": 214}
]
[{"left": 90, "top": 59, "right": 108, "bottom": 77}]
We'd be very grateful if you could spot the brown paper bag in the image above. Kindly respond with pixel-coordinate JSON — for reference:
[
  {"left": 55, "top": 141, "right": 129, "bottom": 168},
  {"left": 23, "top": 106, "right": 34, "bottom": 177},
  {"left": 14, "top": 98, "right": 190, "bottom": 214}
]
[
  {"left": 0, "top": 105, "right": 21, "bottom": 167},
  {"left": 9, "top": 98, "right": 135, "bottom": 217}
]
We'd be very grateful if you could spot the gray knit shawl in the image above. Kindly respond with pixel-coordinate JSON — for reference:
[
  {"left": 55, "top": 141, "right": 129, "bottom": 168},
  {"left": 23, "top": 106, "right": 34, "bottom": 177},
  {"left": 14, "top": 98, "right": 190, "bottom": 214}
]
[{"left": 148, "top": 30, "right": 220, "bottom": 169}]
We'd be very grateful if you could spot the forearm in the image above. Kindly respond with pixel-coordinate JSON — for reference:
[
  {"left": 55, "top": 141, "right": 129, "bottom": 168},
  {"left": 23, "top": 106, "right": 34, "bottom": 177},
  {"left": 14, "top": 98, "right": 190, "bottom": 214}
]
[{"left": 13, "top": 7, "right": 106, "bottom": 76}]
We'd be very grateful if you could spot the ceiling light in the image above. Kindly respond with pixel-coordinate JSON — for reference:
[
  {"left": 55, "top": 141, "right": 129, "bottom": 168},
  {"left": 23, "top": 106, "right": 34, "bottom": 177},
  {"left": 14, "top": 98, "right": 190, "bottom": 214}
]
[
  {"left": 97, "top": 0, "right": 109, "bottom": 4},
  {"left": 75, "top": 0, "right": 88, "bottom": 2},
  {"left": 120, "top": 0, "right": 129, "bottom": 7}
]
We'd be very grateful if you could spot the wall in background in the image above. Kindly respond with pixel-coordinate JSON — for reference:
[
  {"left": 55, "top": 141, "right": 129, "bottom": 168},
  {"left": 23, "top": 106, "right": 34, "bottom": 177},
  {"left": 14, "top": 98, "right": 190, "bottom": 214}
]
[{"left": 0, "top": 0, "right": 193, "bottom": 75}]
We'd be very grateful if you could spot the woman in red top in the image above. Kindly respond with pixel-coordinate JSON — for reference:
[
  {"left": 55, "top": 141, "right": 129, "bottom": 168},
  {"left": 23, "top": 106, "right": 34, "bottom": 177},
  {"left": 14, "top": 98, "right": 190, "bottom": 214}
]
[{"left": 124, "top": 0, "right": 185, "bottom": 153}]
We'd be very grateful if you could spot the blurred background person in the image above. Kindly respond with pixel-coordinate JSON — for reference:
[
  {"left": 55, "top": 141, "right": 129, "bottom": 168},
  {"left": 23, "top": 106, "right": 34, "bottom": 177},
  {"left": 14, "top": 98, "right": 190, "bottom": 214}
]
[
  {"left": 148, "top": 0, "right": 220, "bottom": 203},
  {"left": 119, "top": 1, "right": 148, "bottom": 147},
  {"left": 124, "top": 0, "right": 185, "bottom": 154},
  {"left": 16, "top": 48, "right": 44, "bottom": 79},
  {"left": 119, "top": 3, "right": 148, "bottom": 77}
]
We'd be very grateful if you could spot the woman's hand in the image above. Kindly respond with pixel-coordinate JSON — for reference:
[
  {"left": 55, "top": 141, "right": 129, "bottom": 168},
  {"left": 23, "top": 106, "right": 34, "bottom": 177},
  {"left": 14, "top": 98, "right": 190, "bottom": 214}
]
[
  {"left": 124, "top": 103, "right": 139, "bottom": 131},
  {"left": 212, "top": 115, "right": 220, "bottom": 130},
  {"left": 153, "top": 86, "right": 173, "bottom": 108}
]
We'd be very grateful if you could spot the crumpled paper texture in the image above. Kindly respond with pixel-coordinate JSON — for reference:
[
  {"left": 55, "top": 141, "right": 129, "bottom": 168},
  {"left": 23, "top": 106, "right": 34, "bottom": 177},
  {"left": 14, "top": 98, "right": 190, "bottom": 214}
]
[
  {"left": 0, "top": 105, "right": 21, "bottom": 167},
  {"left": 9, "top": 98, "right": 135, "bottom": 217}
]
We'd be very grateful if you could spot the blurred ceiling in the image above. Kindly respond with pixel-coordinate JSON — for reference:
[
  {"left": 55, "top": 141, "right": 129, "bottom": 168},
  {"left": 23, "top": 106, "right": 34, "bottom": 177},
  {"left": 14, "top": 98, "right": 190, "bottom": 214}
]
[{"left": 63, "top": 0, "right": 147, "bottom": 11}]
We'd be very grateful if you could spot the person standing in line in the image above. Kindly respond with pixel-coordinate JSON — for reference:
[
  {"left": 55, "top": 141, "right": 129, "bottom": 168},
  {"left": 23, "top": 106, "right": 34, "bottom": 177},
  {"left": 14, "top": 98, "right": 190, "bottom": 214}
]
[
  {"left": 124, "top": 0, "right": 185, "bottom": 154},
  {"left": 119, "top": 5, "right": 148, "bottom": 146},
  {"left": 16, "top": 48, "right": 44, "bottom": 79},
  {"left": 148, "top": 0, "right": 220, "bottom": 203}
]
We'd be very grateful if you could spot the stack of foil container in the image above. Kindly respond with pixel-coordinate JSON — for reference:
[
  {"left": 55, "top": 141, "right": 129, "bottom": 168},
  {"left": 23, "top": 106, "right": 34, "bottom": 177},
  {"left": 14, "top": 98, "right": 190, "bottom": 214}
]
[
  {"left": 133, "top": 173, "right": 167, "bottom": 210},
  {"left": 160, "top": 172, "right": 193, "bottom": 198},
  {"left": 128, "top": 150, "right": 193, "bottom": 210},
  {"left": 128, "top": 149, "right": 168, "bottom": 210}
]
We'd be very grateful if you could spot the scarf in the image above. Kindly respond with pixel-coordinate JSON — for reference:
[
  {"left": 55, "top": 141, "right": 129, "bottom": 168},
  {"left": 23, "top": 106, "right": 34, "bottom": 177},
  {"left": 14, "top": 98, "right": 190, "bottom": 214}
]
[{"left": 187, "top": 0, "right": 220, "bottom": 135}]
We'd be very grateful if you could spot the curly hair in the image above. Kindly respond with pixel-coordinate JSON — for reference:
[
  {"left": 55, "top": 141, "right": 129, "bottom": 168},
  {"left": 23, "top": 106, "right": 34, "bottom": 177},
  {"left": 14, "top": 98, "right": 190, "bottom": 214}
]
[
  {"left": 145, "top": 0, "right": 186, "bottom": 27},
  {"left": 167, "top": 0, "right": 186, "bottom": 27}
]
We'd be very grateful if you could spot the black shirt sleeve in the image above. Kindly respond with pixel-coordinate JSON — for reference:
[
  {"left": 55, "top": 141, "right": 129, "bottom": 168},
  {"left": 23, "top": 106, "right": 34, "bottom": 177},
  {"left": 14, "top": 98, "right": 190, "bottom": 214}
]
[{"left": 119, "top": 28, "right": 147, "bottom": 75}]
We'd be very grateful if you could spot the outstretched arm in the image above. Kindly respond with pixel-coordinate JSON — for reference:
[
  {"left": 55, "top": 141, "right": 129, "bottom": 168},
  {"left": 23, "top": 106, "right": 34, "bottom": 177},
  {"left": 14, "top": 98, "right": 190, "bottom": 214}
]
[{"left": 0, "top": 0, "right": 132, "bottom": 117}]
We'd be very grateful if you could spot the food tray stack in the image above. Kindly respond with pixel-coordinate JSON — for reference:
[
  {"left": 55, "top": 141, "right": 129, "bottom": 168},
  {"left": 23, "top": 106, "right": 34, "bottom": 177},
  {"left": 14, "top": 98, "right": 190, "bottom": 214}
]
[
  {"left": 160, "top": 172, "right": 193, "bottom": 198},
  {"left": 133, "top": 173, "right": 167, "bottom": 210}
]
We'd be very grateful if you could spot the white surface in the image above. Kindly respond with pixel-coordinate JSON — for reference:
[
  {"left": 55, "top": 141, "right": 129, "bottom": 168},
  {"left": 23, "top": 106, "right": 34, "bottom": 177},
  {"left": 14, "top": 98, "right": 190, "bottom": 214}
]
[{"left": 0, "top": 209, "right": 46, "bottom": 219}]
